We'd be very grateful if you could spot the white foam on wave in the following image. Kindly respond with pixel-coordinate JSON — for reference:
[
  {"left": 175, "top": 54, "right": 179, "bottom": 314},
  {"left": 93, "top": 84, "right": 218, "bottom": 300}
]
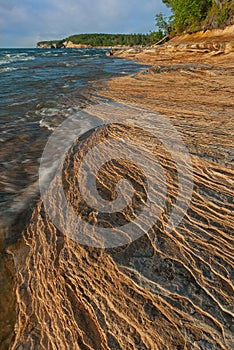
[
  {"left": 37, "top": 106, "right": 86, "bottom": 131},
  {"left": 0, "top": 67, "right": 17, "bottom": 73},
  {"left": 39, "top": 119, "right": 57, "bottom": 131},
  {"left": 39, "top": 111, "right": 99, "bottom": 188},
  {"left": 0, "top": 66, "right": 30, "bottom": 74},
  {"left": 0, "top": 54, "right": 35, "bottom": 66},
  {"left": 39, "top": 120, "right": 86, "bottom": 189},
  {"left": 41, "top": 51, "right": 52, "bottom": 56},
  {"left": 37, "top": 106, "right": 72, "bottom": 131}
]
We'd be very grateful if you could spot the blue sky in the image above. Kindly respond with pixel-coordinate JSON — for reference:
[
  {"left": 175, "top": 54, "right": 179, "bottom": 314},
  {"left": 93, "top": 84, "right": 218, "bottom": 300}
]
[{"left": 0, "top": 0, "right": 170, "bottom": 48}]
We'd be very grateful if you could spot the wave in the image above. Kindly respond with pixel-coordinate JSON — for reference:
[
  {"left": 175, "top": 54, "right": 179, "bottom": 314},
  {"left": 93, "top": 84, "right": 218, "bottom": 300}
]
[
  {"left": 40, "top": 51, "right": 68, "bottom": 56},
  {"left": 37, "top": 106, "right": 84, "bottom": 131},
  {"left": 0, "top": 53, "right": 35, "bottom": 66},
  {"left": 0, "top": 67, "right": 17, "bottom": 73},
  {"left": 39, "top": 119, "right": 57, "bottom": 131},
  {"left": 0, "top": 66, "right": 30, "bottom": 74}
]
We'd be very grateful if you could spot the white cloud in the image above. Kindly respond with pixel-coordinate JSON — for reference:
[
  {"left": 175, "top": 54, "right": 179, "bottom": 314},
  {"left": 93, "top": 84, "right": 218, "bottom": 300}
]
[{"left": 0, "top": 0, "right": 170, "bottom": 47}]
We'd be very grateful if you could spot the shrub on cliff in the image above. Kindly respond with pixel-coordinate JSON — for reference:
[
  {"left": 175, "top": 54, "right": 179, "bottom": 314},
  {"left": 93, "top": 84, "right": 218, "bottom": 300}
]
[{"left": 162, "top": 0, "right": 234, "bottom": 33}]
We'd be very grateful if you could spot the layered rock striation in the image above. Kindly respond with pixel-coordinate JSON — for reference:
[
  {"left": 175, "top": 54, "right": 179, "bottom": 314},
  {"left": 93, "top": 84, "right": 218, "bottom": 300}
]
[{"left": 2, "top": 26, "right": 234, "bottom": 350}]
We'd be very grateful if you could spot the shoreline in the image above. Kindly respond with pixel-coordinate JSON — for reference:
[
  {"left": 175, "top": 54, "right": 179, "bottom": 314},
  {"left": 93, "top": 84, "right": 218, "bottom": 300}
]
[
  {"left": 108, "top": 24, "right": 234, "bottom": 60},
  {"left": 1, "top": 28, "right": 234, "bottom": 348},
  {"left": 95, "top": 25, "right": 234, "bottom": 170}
]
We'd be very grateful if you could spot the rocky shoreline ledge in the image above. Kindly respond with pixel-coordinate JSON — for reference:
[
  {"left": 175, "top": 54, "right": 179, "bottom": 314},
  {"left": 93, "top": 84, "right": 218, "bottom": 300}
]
[
  {"left": 1, "top": 26, "right": 234, "bottom": 349},
  {"left": 92, "top": 25, "right": 234, "bottom": 348},
  {"left": 107, "top": 25, "right": 234, "bottom": 59}
]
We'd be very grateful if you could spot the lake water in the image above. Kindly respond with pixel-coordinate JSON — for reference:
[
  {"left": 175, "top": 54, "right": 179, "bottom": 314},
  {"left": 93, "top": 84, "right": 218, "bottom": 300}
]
[{"left": 0, "top": 48, "right": 146, "bottom": 224}]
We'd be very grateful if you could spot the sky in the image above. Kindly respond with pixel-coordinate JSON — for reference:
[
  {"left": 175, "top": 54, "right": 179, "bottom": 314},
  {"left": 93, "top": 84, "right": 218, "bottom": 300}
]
[{"left": 0, "top": 0, "right": 170, "bottom": 48}]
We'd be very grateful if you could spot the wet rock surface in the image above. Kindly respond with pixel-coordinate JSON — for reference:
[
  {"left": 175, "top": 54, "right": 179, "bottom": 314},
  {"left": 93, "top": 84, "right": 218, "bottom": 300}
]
[{"left": 1, "top": 26, "right": 234, "bottom": 349}]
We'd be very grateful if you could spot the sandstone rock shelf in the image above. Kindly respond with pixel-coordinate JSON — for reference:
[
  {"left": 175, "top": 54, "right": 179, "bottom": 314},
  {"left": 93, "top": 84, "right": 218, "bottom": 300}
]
[{"left": 1, "top": 26, "right": 234, "bottom": 349}]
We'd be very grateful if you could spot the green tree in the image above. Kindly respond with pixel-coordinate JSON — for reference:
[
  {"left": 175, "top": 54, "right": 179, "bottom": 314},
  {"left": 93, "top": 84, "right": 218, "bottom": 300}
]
[
  {"left": 162, "top": 0, "right": 213, "bottom": 32},
  {"left": 155, "top": 13, "right": 169, "bottom": 35}
]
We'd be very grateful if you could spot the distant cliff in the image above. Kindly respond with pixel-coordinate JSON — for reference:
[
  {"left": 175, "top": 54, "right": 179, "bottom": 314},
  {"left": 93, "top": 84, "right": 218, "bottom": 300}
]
[
  {"left": 37, "top": 41, "right": 92, "bottom": 49},
  {"left": 36, "top": 33, "right": 165, "bottom": 48}
]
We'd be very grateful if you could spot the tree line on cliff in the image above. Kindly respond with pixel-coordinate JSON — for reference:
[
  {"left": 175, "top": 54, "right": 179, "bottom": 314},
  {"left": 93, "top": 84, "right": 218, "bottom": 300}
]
[
  {"left": 37, "top": 0, "right": 233, "bottom": 48},
  {"left": 37, "top": 32, "right": 165, "bottom": 49},
  {"left": 162, "top": 0, "right": 234, "bottom": 34}
]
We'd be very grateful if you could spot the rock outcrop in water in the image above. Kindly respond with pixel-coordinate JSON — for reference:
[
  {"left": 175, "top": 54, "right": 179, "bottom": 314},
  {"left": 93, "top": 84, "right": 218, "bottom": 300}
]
[{"left": 36, "top": 41, "right": 92, "bottom": 49}]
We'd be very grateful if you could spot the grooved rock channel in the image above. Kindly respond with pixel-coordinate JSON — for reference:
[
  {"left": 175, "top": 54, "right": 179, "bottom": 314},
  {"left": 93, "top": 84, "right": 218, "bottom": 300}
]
[{"left": 6, "top": 110, "right": 234, "bottom": 349}]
